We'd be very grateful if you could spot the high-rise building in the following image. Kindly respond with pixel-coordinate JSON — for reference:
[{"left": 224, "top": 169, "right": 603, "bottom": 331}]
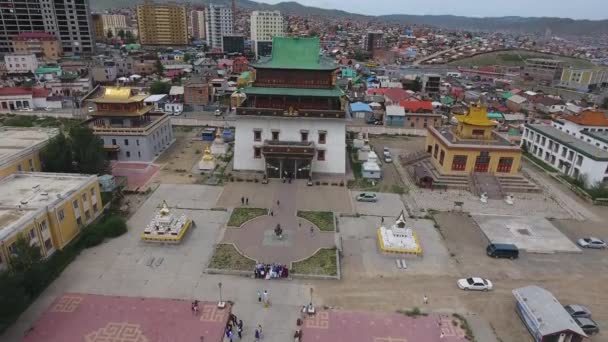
[
  {"left": 0, "top": 0, "right": 94, "bottom": 55},
  {"left": 205, "top": 4, "right": 233, "bottom": 51},
  {"left": 92, "top": 14, "right": 129, "bottom": 40},
  {"left": 190, "top": 10, "right": 206, "bottom": 40},
  {"left": 363, "top": 31, "right": 384, "bottom": 52},
  {"left": 137, "top": 3, "right": 188, "bottom": 46},
  {"left": 223, "top": 35, "right": 245, "bottom": 54},
  {"left": 250, "top": 10, "right": 284, "bottom": 57}
]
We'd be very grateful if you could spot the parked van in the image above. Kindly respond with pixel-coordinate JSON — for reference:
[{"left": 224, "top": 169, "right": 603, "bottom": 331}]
[{"left": 486, "top": 243, "right": 519, "bottom": 259}]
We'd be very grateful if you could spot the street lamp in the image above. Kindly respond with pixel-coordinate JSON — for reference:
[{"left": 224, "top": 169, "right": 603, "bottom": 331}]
[
  {"left": 308, "top": 287, "right": 316, "bottom": 314},
  {"left": 217, "top": 282, "right": 226, "bottom": 309}
]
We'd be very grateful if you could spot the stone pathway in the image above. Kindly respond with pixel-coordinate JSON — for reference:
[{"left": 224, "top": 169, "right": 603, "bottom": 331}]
[{"left": 223, "top": 181, "right": 336, "bottom": 265}]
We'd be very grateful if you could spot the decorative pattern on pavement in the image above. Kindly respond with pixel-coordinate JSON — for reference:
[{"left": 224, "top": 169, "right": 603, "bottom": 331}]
[{"left": 85, "top": 322, "right": 148, "bottom": 342}]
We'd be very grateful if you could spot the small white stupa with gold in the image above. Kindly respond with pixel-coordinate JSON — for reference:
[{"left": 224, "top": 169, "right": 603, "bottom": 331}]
[
  {"left": 198, "top": 145, "right": 216, "bottom": 171},
  {"left": 141, "top": 200, "right": 192, "bottom": 243},
  {"left": 377, "top": 210, "right": 422, "bottom": 255},
  {"left": 210, "top": 127, "right": 227, "bottom": 156}
]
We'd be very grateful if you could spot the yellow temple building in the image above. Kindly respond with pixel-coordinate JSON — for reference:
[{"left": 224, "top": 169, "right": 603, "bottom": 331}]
[{"left": 425, "top": 102, "right": 521, "bottom": 175}]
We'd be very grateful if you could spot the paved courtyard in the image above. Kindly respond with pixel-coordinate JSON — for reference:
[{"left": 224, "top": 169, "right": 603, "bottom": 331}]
[
  {"left": 217, "top": 180, "right": 354, "bottom": 214},
  {"left": 23, "top": 294, "right": 230, "bottom": 342},
  {"left": 472, "top": 215, "right": 581, "bottom": 253},
  {"left": 302, "top": 310, "right": 468, "bottom": 342},
  {"left": 222, "top": 182, "right": 336, "bottom": 264},
  {"left": 351, "top": 191, "right": 407, "bottom": 217}
]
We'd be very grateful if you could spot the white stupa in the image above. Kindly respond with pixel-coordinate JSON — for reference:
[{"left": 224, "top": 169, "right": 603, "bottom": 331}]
[
  {"left": 141, "top": 200, "right": 192, "bottom": 243},
  {"left": 210, "top": 127, "right": 227, "bottom": 156},
  {"left": 377, "top": 210, "right": 422, "bottom": 255}
]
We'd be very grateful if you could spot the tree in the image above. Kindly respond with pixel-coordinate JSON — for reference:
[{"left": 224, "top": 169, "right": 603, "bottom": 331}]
[
  {"left": 125, "top": 31, "right": 136, "bottom": 44},
  {"left": 69, "top": 126, "right": 109, "bottom": 175},
  {"left": 8, "top": 235, "right": 42, "bottom": 273},
  {"left": 117, "top": 29, "right": 125, "bottom": 39},
  {"left": 154, "top": 58, "right": 164, "bottom": 75},
  {"left": 150, "top": 81, "right": 171, "bottom": 95},
  {"left": 40, "top": 132, "right": 73, "bottom": 173},
  {"left": 183, "top": 53, "right": 192, "bottom": 63},
  {"left": 106, "top": 29, "right": 113, "bottom": 39}
]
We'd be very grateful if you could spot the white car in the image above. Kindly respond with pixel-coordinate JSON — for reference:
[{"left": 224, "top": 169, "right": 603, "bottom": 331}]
[
  {"left": 214, "top": 109, "right": 222, "bottom": 116},
  {"left": 577, "top": 237, "right": 607, "bottom": 249},
  {"left": 383, "top": 147, "right": 391, "bottom": 158},
  {"left": 18, "top": 107, "right": 33, "bottom": 112},
  {"left": 457, "top": 277, "right": 493, "bottom": 291}
]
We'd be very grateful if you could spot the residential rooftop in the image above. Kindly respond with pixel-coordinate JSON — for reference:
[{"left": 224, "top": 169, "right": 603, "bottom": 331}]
[
  {"left": 526, "top": 124, "right": 608, "bottom": 161},
  {"left": 0, "top": 127, "right": 58, "bottom": 169},
  {"left": 0, "top": 172, "right": 98, "bottom": 240}
]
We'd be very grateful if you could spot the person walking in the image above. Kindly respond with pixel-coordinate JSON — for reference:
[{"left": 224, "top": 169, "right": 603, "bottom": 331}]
[
  {"left": 309, "top": 226, "right": 314, "bottom": 237},
  {"left": 262, "top": 290, "right": 269, "bottom": 307},
  {"left": 381, "top": 216, "right": 384, "bottom": 224},
  {"left": 257, "top": 290, "right": 262, "bottom": 303},
  {"left": 254, "top": 328, "right": 261, "bottom": 342},
  {"left": 237, "top": 320, "right": 243, "bottom": 339},
  {"left": 241, "top": 196, "right": 244, "bottom": 205},
  {"left": 423, "top": 294, "right": 429, "bottom": 305},
  {"left": 246, "top": 197, "right": 249, "bottom": 205},
  {"left": 258, "top": 325, "right": 263, "bottom": 340},
  {"left": 277, "top": 200, "right": 280, "bottom": 207}
]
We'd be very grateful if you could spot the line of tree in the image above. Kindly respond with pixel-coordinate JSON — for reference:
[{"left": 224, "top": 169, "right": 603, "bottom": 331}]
[{"left": 40, "top": 126, "right": 109, "bottom": 175}]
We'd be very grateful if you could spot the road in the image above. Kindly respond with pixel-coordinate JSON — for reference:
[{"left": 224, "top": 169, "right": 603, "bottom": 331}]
[{"left": 413, "top": 44, "right": 469, "bottom": 66}]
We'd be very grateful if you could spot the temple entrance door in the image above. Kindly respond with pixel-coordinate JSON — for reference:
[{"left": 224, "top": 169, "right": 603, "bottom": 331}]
[
  {"left": 295, "top": 159, "right": 312, "bottom": 179},
  {"left": 282, "top": 158, "right": 296, "bottom": 179},
  {"left": 266, "top": 158, "right": 281, "bottom": 178},
  {"left": 474, "top": 152, "right": 490, "bottom": 173}
]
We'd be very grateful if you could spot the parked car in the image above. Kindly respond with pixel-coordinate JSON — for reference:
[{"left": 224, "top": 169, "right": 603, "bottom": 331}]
[
  {"left": 457, "top": 277, "right": 493, "bottom": 291},
  {"left": 564, "top": 304, "right": 592, "bottom": 319},
  {"left": 88, "top": 106, "right": 95, "bottom": 112},
  {"left": 486, "top": 243, "right": 519, "bottom": 259},
  {"left": 384, "top": 155, "right": 393, "bottom": 163},
  {"left": 383, "top": 147, "right": 391, "bottom": 157},
  {"left": 214, "top": 109, "right": 222, "bottom": 116},
  {"left": 574, "top": 317, "right": 600, "bottom": 335},
  {"left": 18, "top": 107, "right": 33, "bottom": 112},
  {"left": 356, "top": 193, "right": 378, "bottom": 202},
  {"left": 577, "top": 237, "right": 607, "bottom": 249}
]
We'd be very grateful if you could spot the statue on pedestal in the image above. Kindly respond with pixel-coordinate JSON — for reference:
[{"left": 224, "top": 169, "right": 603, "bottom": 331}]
[{"left": 198, "top": 146, "right": 216, "bottom": 171}]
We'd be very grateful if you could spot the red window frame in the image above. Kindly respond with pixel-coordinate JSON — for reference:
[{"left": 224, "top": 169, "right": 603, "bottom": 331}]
[{"left": 451, "top": 155, "right": 467, "bottom": 171}]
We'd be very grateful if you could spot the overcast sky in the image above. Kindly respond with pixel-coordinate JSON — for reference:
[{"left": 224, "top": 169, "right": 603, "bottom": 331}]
[{"left": 255, "top": 0, "right": 608, "bottom": 20}]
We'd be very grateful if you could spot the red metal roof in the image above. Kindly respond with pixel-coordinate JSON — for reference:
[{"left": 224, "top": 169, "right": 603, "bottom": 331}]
[
  {"left": 366, "top": 88, "right": 411, "bottom": 103},
  {"left": 0, "top": 87, "right": 33, "bottom": 96},
  {"left": 400, "top": 100, "right": 434, "bottom": 112},
  {"left": 563, "top": 110, "right": 608, "bottom": 126},
  {"left": 32, "top": 88, "right": 50, "bottom": 98}
]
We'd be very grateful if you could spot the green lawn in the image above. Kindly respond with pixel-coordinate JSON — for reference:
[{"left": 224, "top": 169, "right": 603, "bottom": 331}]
[
  {"left": 297, "top": 211, "right": 335, "bottom": 231},
  {"left": 208, "top": 244, "right": 256, "bottom": 271},
  {"left": 292, "top": 248, "right": 338, "bottom": 276},
  {"left": 448, "top": 50, "right": 594, "bottom": 68},
  {"left": 227, "top": 208, "right": 267, "bottom": 227}
]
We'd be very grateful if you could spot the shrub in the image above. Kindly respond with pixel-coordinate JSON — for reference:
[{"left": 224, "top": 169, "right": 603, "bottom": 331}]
[
  {"left": 79, "top": 225, "right": 104, "bottom": 248},
  {"left": 101, "top": 215, "right": 127, "bottom": 237}
]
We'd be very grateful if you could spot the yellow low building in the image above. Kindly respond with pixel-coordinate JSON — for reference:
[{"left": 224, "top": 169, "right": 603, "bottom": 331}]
[
  {"left": 425, "top": 103, "right": 521, "bottom": 175},
  {"left": 0, "top": 172, "right": 103, "bottom": 270},
  {"left": 0, "top": 127, "right": 59, "bottom": 179}
]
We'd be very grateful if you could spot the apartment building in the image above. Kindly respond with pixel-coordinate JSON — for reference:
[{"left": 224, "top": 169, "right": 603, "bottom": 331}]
[
  {"left": 521, "top": 111, "right": 608, "bottom": 185},
  {"left": 11, "top": 32, "right": 62, "bottom": 60},
  {"left": 0, "top": 173, "right": 103, "bottom": 270},
  {"left": 137, "top": 3, "right": 188, "bottom": 46},
  {"left": 190, "top": 10, "right": 206, "bottom": 40},
  {"left": 4, "top": 54, "right": 38, "bottom": 74},
  {"left": 559, "top": 67, "right": 608, "bottom": 92},
  {"left": 92, "top": 14, "right": 128, "bottom": 40},
  {"left": 363, "top": 31, "right": 384, "bottom": 52},
  {"left": 205, "top": 4, "right": 233, "bottom": 50},
  {"left": 523, "top": 58, "right": 563, "bottom": 83},
  {"left": 250, "top": 11, "right": 284, "bottom": 56},
  {"left": 0, "top": 127, "right": 58, "bottom": 179}
]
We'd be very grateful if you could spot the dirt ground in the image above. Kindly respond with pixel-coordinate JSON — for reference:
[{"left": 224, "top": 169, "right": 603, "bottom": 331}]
[{"left": 153, "top": 127, "right": 209, "bottom": 185}]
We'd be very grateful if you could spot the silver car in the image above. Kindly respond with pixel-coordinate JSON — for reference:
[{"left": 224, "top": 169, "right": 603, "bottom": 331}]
[
  {"left": 577, "top": 237, "right": 607, "bottom": 249},
  {"left": 356, "top": 193, "right": 378, "bottom": 202}
]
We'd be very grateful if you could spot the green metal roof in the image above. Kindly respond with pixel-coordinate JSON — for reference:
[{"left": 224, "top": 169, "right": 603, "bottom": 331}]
[
  {"left": 501, "top": 92, "right": 513, "bottom": 99},
  {"left": 35, "top": 66, "right": 61, "bottom": 74},
  {"left": 441, "top": 96, "right": 454, "bottom": 105},
  {"left": 251, "top": 37, "right": 337, "bottom": 71},
  {"left": 242, "top": 86, "right": 344, "bottom": 97},
  {"left": 238, "top": 71, "right": 251, "bottom": 80},
  {"left": 487, "top": 112, "right": 504, "bottom": 119}
]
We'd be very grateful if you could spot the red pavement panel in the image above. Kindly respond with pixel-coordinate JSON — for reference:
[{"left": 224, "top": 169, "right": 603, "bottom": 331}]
[
  {"left": 302, "top": 310, "right": 467, "bottom": 342},
  {"left": 23, "top": 293, "right": 231, "bottom": 342},
  {"left": 111, "top": 162, "right": 160, "bottom": 191}
]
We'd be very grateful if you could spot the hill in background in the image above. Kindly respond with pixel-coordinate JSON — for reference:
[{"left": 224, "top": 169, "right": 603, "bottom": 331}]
[{"left": 93, "top": 0, "right": 608, "bottom": 36}]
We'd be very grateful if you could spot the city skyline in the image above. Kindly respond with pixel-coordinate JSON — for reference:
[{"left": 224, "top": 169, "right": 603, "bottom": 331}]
[{"left": 256, "top": 0, "right": 608, "bottom": 20}]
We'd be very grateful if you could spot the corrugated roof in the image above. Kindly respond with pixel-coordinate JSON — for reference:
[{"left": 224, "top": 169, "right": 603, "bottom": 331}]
[
  {"left": 513, "top": 286, "right": 586, "bottom": 337},
  {"left": 350, "top": 102, "right": 372, "bottom": 112},
  {"left": 251, "top": 37, "right": 337, "bottom": 71},
  {"left": 0, "top": 87, "right": 32, "bottom": 96},
  {"left": 400, "top": 100, "right": 433, "bottom": 113},
  {"left": 386, "top": 105, "right": 405, "bottom": 117},
  {"left": 526, "top": 123, "right": 608, "bottom": 161},
  {"left": 562, "top": 110, "right": 608, "bottom": 127},
  {"left": 242, "top": 86, "right": 343, "bottom": 97},
  {"left": 508, "top": 94, "right": 528, "bottom": 104}
]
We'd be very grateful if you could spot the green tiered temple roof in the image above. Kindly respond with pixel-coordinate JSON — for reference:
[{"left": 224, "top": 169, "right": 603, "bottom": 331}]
[{"left": 251, "top": 37, "right": 337, "bottom": 71}]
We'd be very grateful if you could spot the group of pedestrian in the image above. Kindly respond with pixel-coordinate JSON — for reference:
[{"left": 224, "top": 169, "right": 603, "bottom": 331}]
[
  {"left": 257, "top": 290, "right": 270, "bottom": 307},
  {"left": 240, "top": 196, "right": 249, "bottom": 205},
  {"left": 191, "top": 300, "right": 199, "bottom": 315},
  {"left": 225, "top": 313, "right": 244, "bottom": 341}
]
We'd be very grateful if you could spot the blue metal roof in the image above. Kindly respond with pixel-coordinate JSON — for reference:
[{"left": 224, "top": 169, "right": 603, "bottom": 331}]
[{"left": 350, "top": 102, "right": 372, "bottom": 112}]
